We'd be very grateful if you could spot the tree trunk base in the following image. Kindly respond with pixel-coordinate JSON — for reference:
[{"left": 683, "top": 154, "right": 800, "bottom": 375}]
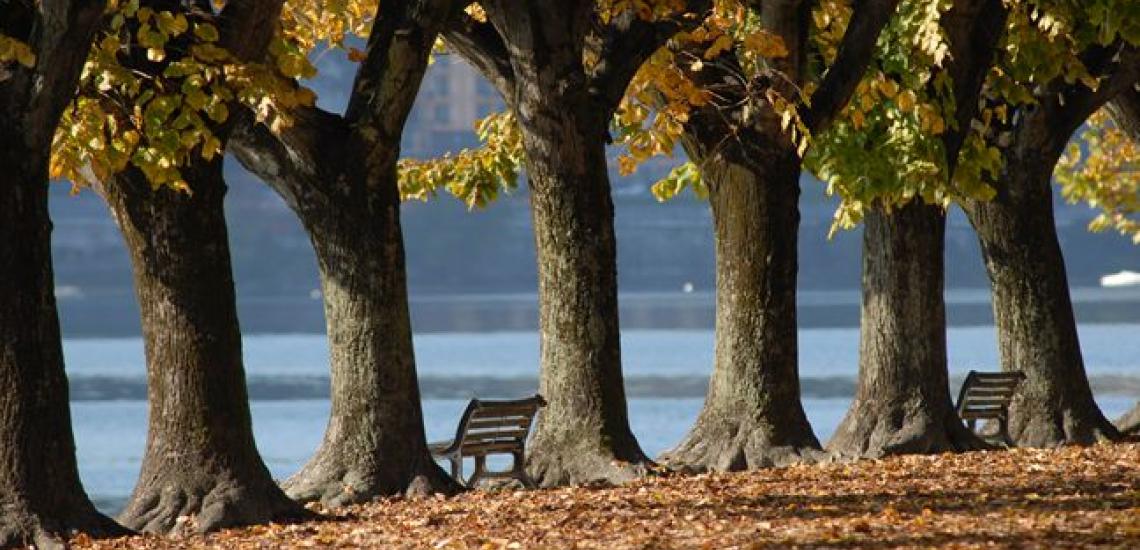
[
  {"left": 1116, "top": 402, "right": 1140, "bottom": 437},
  {"left": 526, "top": 430, "right": 652, "bottom": 487},
  {"left": 828, "top": 401, "right": 989, "bottom": 460},
  {"left": 1009, "top": 406, "right": 1121, "bottom": 447},
  {"left": 660, "top": 414, "right": 824, "bottom": 473},
  {"left": 118, "top": 474, "right": 310, "bottom": 535},
  {"left": 0, "top": 501, "right": 127, "bottom": 549},
  {"left": 283, "top": 452, "right": 459, "bottom": 508}
]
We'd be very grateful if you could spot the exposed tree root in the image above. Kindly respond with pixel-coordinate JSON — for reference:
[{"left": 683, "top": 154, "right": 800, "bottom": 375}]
[
  {"left": 1116, "top": 402, "right": 1140, "bottom": 437},
  {"left": 660, "top": 413, "right": 824, "bottom": 473},
  {"left": 0, "top": 498, "right": 127, "bottom": 549},
  {"left": 526, "top": 426, "right": 652, "bottom": 487},
  {"left": 1009, "top": 402, "right": 1121, "bottom": 447},
  {"left": 827, "top": 403, "right": 990, "bottom": 460},
  {"left": 283, "top": 451, "right": 459, "bottom": 508},
  {"left": 118, "top": 472, "right": 309, "bottom": 535}
]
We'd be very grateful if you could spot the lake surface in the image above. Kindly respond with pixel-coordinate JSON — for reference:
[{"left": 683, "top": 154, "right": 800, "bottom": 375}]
[{"left": 65, "top": 325, "right": 1140, "bottom": 514}]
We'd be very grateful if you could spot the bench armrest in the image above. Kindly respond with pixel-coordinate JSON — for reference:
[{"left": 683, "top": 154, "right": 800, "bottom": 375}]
[{"left": 428, "top": 439, "right": 458, "bottom": 456}]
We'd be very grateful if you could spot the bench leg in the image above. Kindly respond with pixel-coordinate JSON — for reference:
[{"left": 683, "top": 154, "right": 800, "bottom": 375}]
[
  {"left": 467, "top": 455, "right": 488, "bottom": 489},
  {"left": 999, "top": 418, "right": 1014, "bottom": 448},
  {"left": 511, "top": 451, "right": 536, "bottom": 489},
  {"left": 449, "top": 454, "right": 464, "bottom": 485}
]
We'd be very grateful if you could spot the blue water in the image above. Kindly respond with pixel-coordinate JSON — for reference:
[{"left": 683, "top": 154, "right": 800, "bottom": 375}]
[{"left": 65, "top": 326, "right": 1140, "bottom": 513}]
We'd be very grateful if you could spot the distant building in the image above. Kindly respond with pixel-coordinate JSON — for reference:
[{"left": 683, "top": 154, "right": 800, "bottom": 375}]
[{"left": 402, "top": 56, "right": 504, "bottom": 159}]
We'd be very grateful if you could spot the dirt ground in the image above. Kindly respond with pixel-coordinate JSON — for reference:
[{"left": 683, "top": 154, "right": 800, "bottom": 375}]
[{"left": 73, "top": 443, "right": 1140, "bottom": 549}]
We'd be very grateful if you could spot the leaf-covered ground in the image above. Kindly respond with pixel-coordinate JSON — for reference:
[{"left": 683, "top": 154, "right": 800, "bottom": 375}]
[{"left": 76, "top": 443, "right": 1140, "bottom": 549}]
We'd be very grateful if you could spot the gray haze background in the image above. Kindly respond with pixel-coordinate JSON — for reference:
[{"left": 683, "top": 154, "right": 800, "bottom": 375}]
[{"left": 48, "top": 56, "right": 1140, "bottom": 336}]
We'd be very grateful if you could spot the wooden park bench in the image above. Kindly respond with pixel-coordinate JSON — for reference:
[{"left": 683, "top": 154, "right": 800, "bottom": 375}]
[
  {"left": 955, "top": 370, "right": 1026, "bottom": 446},
  {"left": 429, "top": 394, "right": 545, "bottom": 488}
]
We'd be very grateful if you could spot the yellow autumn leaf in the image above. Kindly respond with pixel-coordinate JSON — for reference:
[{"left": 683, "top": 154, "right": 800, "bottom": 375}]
[
  {"left": 742, "top": 30, "right": 788, "bottom": 59},
  {"left": 897, "top": 90, "right": 917, "bottom": 113}
]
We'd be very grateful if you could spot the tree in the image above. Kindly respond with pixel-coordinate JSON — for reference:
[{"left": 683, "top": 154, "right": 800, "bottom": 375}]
[
  {"left": 56, "top": 0, "right": 309, "bottom": 532},
  {"left": 1063, "top": 88, "right": 1140, "bottom": 439},
  {"left": 824, "top": 0, "right": 1005, "bottom": 458},
  {"left": 228, "top": 0, "right": 462, "bottom": 505},
  {"left": 619, "top": 0, "right": 901, "bottom": 470},
  {"left": 814, "top": 0, "right": 1139, "bottom": 449},
  {"left": 0, "top": 1, "right": 129, "bottom": 546},
  {"left": 959, "top": 1, "right": 1140, "bottom": 446},
  {"left": 441, "top": 0, "right": 710, "bottom": 485}
]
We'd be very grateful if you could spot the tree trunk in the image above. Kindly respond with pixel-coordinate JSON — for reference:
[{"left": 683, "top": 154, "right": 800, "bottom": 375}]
[
  {"left": 514, "top": 96, "right": 649, "bottom": 486},
  {"left": 1116, "top": 402, "right": 1140, "bottom": 436},
  {"left": 0, "top": 144, "right": 127, "bottom": 549},
  {"left": 99, "top": 160, "right": 308, "bottom": 534},
  {"left": 661, "top": 142, "right": 822, "bottom": 471},
  {"left": 828, "top": 200, "right": 985, "bottom": 458},
  {"left": 282, "top": 150, "right": 456, "bottom": 505},
  {"left": 966, "top": 143, "right": 1120, "bottom": 446},
  {"left": 281, "top": 192, "right": 457, "bottom": 505},
  {"left": 0, "top": 3, "right": 128, "bottom": 542},
  {"left": 231, "top": 108, "right": 457, "bottom": 506}
]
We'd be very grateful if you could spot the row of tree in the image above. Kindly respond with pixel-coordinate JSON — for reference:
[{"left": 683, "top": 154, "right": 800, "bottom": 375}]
[{"left": 1, "top": 0, "right": 1137, "bottom": 547}]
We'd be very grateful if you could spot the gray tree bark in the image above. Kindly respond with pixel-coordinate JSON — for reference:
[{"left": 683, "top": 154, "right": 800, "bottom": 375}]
[
  {"left": 439, "top": 0, "right": 711, "bottom": 486},
  {"left": 89, "top": 0, "right": 313, "bottom": 533},
  {"left": 660, "top": 0, "right": 904, "bottom": 471},
  {"left": 661, "top": 147, "right": 823, "bottom": 470},
  {"left": 828, "top": 201, "right": 986, "bottom": 458},
  {"left": 233, "top": 114, "right": 458, "bottom": 504},
  {"left": 964, "top": 101, "right": 1121, "bottom": 446},
  {"left": 100, "top": 165, "right": 307, "bottom": 534},
  {"left": 229, "top": 0, "right": 460, "bottom": 505},
  {"left": 518, "top": 96, "right": 650, "bottom": 486},
  {"left": 0, "top": 2, "right": 130, "bottom": 547}
]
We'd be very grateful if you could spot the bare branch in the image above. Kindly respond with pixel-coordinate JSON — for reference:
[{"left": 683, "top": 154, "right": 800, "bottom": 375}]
[
  {"left": 939, "top": 0, "right": 1008, "bottom": 176},
  {"left": 344, "top": 0, "right": 453, "bottom": 139},
  {"left": 804, "top": 0, "right": 900, "bottom": 133},
  {"left": 588, "top": 0, "right": 711, "bottom": 114},
  {"left": 441, "top": 13, "right": 516, "bottom": 104},
  {"left": 217, "top": 0, "right": 285, "bottom": 62},
  {"left": 1107, "top": 87, "right": 1140, "bottom": 141},
  {"left": 1053, "top": 44, "right": 1140, "bottom": 140},
  {"left": 230, "top": 105, "right": 348, "bottom": 210}
]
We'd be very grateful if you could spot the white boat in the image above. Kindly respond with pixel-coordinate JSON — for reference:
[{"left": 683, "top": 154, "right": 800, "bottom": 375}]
[{"left": 1100, "top": 270, "right": 1140, "bottom": 288}]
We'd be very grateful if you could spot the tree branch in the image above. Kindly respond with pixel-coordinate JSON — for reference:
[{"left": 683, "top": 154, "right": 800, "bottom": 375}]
[
  {"left": 229, "top": 105, "right": 348, "bottom": 211},
  {"left": 24, "top": 0, "right": 108, "bottom": 152},
  {"left": 1053, "top": 44, "right": 1140, "bottom": 140},
  {"left": 587, "top": 0, "right": 711, "bottom": 114},
  {"left": 343, "top": 0, "right": 452, "bottom": 129},
  {"left": 217, "top": 0, "right": 284, "bottom": 62},
  {"left": 441, "top": 12, "right": 516, "bottom": 103},
  {"left": 938, "top": 0, "right": 1008, "bottom": 176},
  {"left": 1107, "top": 87, "right": 1140, "bottom": 141},
  {"left": 804, "top": 0, "right": 900, "bottom": 133}
]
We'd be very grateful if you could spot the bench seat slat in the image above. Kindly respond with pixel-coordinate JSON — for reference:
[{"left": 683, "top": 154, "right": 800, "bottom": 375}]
[
  {"left": 961, "top": 412, "right": 1007, "bottom": 420},
  {"left": 962, "top": 397, "right": 1015, "bottom": 407},
  {"left": 461, "top": 441, "right": 527, "bottom": 455},
  {"left": 971, "top": 381, "right": 1026, "bottom": 387},
  {"left": 466, "top": 417, "right": 532, "bottom": 429},
  {"left": 963, "top": 388, "right": 1017, "bottom": 398},
  {"left": 471, "top": 406, "right": 541, "bottom": 419},
  {"left": 462, "top": 429, "right": 530, "bottom": 443}
]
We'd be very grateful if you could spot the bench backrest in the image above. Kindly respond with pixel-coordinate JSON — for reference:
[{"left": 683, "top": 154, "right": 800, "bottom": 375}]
[
  {"left": 452, "top": 395, "right": 545, "bottom": 456},
  {"left": 955, "top": 370, "right": 1025, "bottom": 420}
]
